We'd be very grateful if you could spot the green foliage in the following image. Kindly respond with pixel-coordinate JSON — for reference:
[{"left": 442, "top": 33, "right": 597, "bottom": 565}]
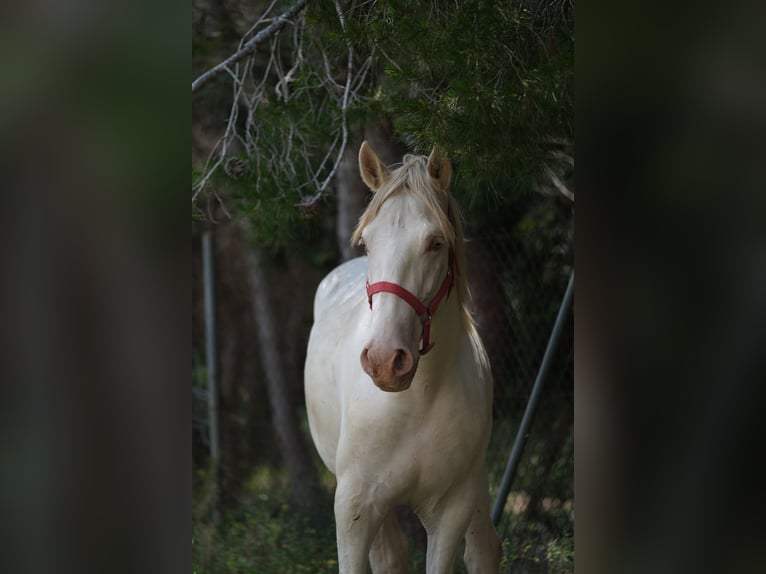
[
  {"left": 546, "top": 534, "right": 574, "bottom": 574},
  {"left": 193, "top": 465, "right": 338, "bottom": 574},
  {"left": 193, "top": 507, "right": 338, "bottom": 574},
  {"left": 498, "top": 519, "right": 574, "bottom": 574},
  {"left": 193, "top": 490, "right": 573, "bottom": 574},
  {"left": 192, "top": 463, "right": 331, "bottom": 572},
  {"left": 193, "top": 458, "right": 574, "bottom": 573},
  {"left": 192, "top": 1, "right": 573, "bottom": 243},
  {"left": 344, "top": 0, "right": 573, "bottom": 197}
]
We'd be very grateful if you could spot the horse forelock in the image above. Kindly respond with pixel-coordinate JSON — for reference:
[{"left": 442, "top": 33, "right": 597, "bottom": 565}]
[{"left": 350, "top": 153, "right": 486, "bottom": 360}]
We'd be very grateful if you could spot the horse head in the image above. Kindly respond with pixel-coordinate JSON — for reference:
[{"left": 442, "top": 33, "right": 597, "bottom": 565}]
[{"left": 353, "top": 141, "right": 455, "bottom": 392}]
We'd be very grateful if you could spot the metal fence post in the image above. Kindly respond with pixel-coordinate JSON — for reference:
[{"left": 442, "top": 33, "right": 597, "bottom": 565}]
[
  {"left": 491, "top": 271, "right": 574, "bottom": 525},
  {"left": 202, "top": 230, "right": 220, "bottom": 522}
]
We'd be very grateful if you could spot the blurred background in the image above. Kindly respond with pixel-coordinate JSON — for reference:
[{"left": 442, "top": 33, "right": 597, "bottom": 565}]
[
  {"left": 192, "top": 1, "right": 573, "bottom": 572},
  {"left": 3, "top": 0, "right": 761, "bottom": 572}
]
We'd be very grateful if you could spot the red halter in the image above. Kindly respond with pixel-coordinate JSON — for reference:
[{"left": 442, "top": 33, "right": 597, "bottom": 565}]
[{"left": 365, "top": 251, "right": 455, "bottom": 355}]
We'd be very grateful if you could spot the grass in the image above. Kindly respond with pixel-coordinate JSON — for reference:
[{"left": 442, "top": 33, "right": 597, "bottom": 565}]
[
  {"left": 193, "top": 466, "right": 337, "bottom": 574},
  {"left": 193, "top": 465, "right": 573, "bottom": 573}
]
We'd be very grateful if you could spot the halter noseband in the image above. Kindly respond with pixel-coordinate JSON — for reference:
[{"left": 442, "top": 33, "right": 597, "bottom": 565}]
[{"left": 365, "top": 251, "right": 455, "bottom": 355}]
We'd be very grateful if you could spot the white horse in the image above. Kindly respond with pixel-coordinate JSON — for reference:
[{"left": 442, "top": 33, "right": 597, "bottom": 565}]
[{"left": 304, "top": 141, "right": 501, "bottom": 573}]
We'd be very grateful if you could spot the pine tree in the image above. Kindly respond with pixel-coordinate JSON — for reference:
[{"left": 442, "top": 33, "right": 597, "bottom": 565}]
[{"left": 192, "top": 0, "right": 573, "bottom": 242}]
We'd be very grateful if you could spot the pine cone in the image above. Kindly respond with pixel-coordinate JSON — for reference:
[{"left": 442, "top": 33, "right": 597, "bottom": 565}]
[{"left": 223, "top": 157, "right": 247, "bottom": 179}]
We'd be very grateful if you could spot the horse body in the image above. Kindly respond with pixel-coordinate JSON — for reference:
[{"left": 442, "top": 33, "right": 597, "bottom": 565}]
[{"left": 305, "top": 142, "right": 500, "bottom": 573}]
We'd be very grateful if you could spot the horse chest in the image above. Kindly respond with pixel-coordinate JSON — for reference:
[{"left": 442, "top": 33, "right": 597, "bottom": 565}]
[
  {"left": 412, "top": 400, "right": 485, "bottom": 483},
  {"left": 339, "top": 386, "right": 487, "bottom": 503}
]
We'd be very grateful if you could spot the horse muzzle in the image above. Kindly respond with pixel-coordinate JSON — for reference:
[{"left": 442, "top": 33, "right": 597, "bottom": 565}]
[{"left": 360, "top": 345, "right": 418, "bottom": 392}]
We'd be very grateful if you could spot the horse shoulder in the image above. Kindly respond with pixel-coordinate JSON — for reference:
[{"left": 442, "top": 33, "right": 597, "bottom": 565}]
[
  {"left": 313, "top": 256, "right": 368, "bottom": 322},
  {"left": 306, "top": 257, "right": 369, "bottom": 473}
]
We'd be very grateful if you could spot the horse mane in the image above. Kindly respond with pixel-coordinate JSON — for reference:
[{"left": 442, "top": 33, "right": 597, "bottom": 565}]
[{"left": 351, "top": 153, "right": 491, "bottom": 374}]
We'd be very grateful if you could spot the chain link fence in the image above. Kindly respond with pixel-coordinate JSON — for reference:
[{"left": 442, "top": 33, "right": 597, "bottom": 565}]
[{"left": 470, "top": 204, "right": 574, "bottom": 572}]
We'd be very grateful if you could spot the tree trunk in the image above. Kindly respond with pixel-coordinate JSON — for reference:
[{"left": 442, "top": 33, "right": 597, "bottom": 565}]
[
  {"left": 335, "top": 123, "right": 409, "bottom": 262},
  {"left": 336, "top": 135, "right": 368, "bottom": 261},
  {"left": 245, "top": 237, "right": 321, "bottom": 510}
]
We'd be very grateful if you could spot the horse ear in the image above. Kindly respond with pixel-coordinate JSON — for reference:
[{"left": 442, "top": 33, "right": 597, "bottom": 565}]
[
  {"left": 427, "top": 145, "right": 452, "bottom": 192},
  {"left": 358, "top": 141, "right": 390, "bottom": 192}
]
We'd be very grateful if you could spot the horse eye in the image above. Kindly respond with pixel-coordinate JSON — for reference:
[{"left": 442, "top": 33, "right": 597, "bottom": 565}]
[
  {"left": 429, "top": 239, "right": 444, "bottom": 252},
  {"left": 359, "top": 240, "right": 368, "bottom": 254}
]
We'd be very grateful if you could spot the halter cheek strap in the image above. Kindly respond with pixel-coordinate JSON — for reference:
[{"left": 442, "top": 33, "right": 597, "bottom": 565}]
[{"left": 365, "top": 252, "right": 455, "bottom": 355}]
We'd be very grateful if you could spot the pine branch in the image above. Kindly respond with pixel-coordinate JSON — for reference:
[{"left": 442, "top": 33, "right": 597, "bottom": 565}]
[
  {"left": 192, "top": 0, "right": 307, "bottom": 93},
  {"left": 296, "top": 1, "right": 355, "bottom": 211}
]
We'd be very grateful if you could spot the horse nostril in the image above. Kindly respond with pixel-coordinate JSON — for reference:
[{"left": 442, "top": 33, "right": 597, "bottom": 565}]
[
  {"left": 360, "top": 348, "right": 373, "bottom": 375},
  {"left": 392, "top": 349, "right": 413, "bottom": 376}
]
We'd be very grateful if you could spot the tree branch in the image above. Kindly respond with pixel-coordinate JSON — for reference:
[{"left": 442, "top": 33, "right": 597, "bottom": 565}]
[
  {"left": 192, "top": 0, "right": 307, "bottom": 93},
  {"left": 296, "top": 1, "right": 354, "bottom": 210}
]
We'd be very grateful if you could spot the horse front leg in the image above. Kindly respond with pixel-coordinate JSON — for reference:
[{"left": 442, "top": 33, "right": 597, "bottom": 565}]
[
  {"left": 419, "top": 492, "right": 476, "bottom": 574},
  {"left": 334, "top": 476, "right": 385, "bottom": 574},
  {"left": 463, "top": 470, "right": 501, "bottom": 573},
  {"left": 369, "top": 509, "right": 409, "bottom": 574}
]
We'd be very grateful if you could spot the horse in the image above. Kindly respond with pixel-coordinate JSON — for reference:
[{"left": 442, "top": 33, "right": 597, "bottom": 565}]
[{"left": 304, "top": 141, "right": 501, "bottom": 573}]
